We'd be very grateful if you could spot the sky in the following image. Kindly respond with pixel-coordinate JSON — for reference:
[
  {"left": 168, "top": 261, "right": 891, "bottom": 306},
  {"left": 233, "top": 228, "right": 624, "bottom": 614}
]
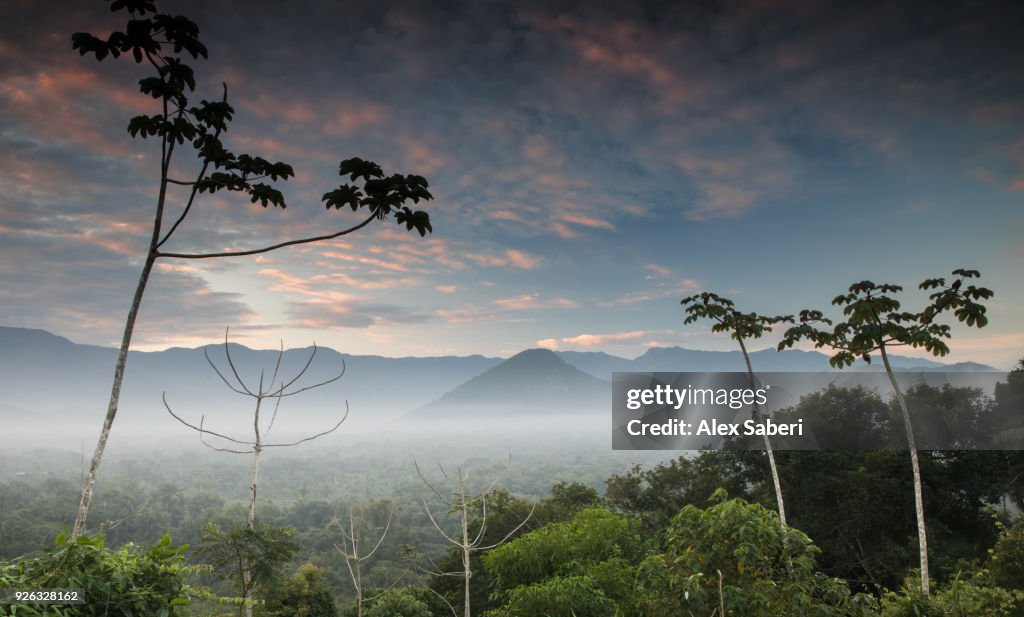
[{"left": 0, "top": 0, "right": 1022, "bottom": 367}]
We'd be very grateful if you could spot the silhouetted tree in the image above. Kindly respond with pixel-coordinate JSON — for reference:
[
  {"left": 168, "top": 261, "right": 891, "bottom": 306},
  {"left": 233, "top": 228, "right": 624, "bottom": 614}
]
[
  {"left": 681, "top": 291, "right": 792, "bottom": 527},
  {"left": 69, "top": 0, "right": 433, "bottom": 538},
  {"left": 779, "top": 268, "right": 993, "bottom": 594}
]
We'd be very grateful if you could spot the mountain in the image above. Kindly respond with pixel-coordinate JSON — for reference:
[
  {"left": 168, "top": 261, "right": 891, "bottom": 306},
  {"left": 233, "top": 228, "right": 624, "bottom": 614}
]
[
  {"left": 0, "top": 326, "right": 1003, "bottom": 433},
  {"left": 554, "top": 351, "right": 634, "bottom": 379},
  {"left": 626, "top": 346, "right": 946, "bottom": 375},
  {"left": 0, "top": 326, "right": 500, "bottom": 429},
  {"left": 412, "top": 348, "right": 609, "bottom": 418}
]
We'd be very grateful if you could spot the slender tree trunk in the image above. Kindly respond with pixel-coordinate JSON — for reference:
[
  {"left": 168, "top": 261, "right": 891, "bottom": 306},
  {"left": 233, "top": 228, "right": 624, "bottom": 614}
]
[
  {"left": 72, "top": 250, "right": 158, "bottom": 538},
  {"left": 354, "top": 559, "right": 363, "bottom": 617},
  {"left": 737, "top": 337, "right": 787, "bottom": 528},
  {"left": 461, "top": 497, "right": 471, "bottom": 617},
  {"left": 248, "top": 446, "right": 260, "bottom": 530},
  {"left": 243, "top": 442, "right": 260, "bottom": 617},
  {"left": 879, "top": 343, "right": 929, "bottom": 595},
  {"left": 72, "top": 112, "right": 174, "bottom": 539}
]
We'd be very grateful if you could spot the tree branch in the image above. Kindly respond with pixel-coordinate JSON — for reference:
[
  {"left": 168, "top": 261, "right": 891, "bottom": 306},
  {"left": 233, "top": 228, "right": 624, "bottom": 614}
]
[{"left": 156, "top": 213, "right": 377, "bottom": 259}]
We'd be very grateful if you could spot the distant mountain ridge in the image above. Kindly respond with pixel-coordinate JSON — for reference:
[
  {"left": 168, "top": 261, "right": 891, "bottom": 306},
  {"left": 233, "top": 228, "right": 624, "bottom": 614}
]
[
  {"left": 0, "top": 326, "right": 1002, "bottom": 427},
  {"left": 555, "top": 345, "right": 970, "bottom": 379}
]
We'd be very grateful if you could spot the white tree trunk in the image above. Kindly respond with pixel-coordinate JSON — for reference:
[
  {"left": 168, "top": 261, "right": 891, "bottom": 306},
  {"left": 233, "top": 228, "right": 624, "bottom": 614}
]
[
  {"left": 738, "top": 337, "right": 787, "bottom": 528},
  {"left": 880, "top": 343, "right": 929, "bottom": 595}
]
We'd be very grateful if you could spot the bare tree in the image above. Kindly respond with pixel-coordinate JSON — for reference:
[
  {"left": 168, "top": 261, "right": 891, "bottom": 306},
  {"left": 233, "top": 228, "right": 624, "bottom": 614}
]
[
  {"left": 164, "top": 328, "right": 348, "bottom": 616},
  {"left": 69, "top": 1, "right": 433, "bottom": 539},
  {"left": 333, "top": 504, "right": 407, "bottom": 617},
  {"left": 414, "top": 458, "right": 535, "bottom": 617}
]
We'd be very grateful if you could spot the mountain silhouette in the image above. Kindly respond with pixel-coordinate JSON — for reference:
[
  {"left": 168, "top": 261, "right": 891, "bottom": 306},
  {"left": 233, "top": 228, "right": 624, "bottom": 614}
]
[
  {"left": 413, "top": 348, "right": 609, "bottom": 418},
  {"left": 0, "top": 326, "right": 1001, "bottom": 430}
]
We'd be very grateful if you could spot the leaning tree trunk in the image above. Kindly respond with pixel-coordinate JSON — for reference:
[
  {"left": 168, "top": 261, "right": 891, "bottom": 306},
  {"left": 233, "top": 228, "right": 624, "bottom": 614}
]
[
  {"left": 72, "top": 119, "right": 175, "bottom": 539},
  {"left": 738, "top": 336, "right": 787, "bottom": 528},
  {"left": 879, "top": 343, "right": 929, "bottom": 595},
  {"left": 72, "top": 250, "right": 158, "bottom": 538}
]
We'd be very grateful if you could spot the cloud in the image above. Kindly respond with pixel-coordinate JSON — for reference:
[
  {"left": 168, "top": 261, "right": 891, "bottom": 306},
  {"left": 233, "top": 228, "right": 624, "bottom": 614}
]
[
  {"left": 602, "top": 278, "right": 703, "bottom": 307},
  {"left": 286, "top": 298, "right": 430, "bottom": 329},
  {"left": 464, "top": 248, "right": 543, "bottom": 270},
  {"left": 560, "top": 330, "right": 649, "bottom": 347},
  {"left": 493, "top": 294, "right": 580, "bottom": 311},
  {"left": 643, "top": 264, "right": 672, "bottom": 278}
]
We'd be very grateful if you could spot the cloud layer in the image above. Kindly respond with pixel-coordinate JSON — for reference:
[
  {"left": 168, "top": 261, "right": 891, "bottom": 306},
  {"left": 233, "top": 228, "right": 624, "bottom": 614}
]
[{"left": 1, "top": 0, "right": 1022, "bottom": 365}]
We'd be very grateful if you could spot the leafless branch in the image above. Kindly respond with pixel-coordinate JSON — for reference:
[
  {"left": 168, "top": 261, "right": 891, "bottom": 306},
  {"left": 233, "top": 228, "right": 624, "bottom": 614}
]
[
  {"left": 478, "top": 502, "right": 536, "bottom": 550},
  {"left": 163, "top": 394, "right": 248, "bottom": 445},
  {"left": 364, "top": 509, "right": 394, "bottom": 560},
  {"left": 156, "top": 212, "right": 378, "bottom": 260},
  {"left": 261, "top": 403, "right": 348, "bottom": 448},
  {"left": 268, "top": 340, "right": 285, "bottom": 395},
  {"left": 203, "top": 346, "right": 251, "bottom": 396},
  {"left": 414, "top": 460, "right": 452, "bottom": 505},
  {"left": 423, "top": 585, "right": 460, "bottom": 617},
  {"left": 422, "top": 498, "right": 461, "bottom": 546},
  {"left": 361, "top": 569, "right": 410, "bottom": 602}
]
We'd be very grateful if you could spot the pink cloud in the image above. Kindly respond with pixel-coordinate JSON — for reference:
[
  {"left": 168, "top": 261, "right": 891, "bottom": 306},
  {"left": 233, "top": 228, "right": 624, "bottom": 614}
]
[
  {"left": 492, "top": 294, "right": 580, "bottom": 311},
  {"left": 672, "top": 145, "right": 793, "bottom": 221},
  {"left": 1, "top": 66, "right": 146, "bottom": 157},
  {"left": 560, "top": 212, "right": 615, "bottom": 231},
  {"left": 562, "top": 330, "right": 648, "bottom": 347},
  {"left": 464, "top": 248, "right": 543, "bottom": 270},
  {"left": 505, "top": 249, "right": 542, "bottom": 269}
]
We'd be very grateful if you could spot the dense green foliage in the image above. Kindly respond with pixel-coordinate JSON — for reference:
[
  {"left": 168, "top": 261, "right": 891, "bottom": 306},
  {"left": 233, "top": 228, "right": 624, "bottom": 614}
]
[
  {"left": 484, "top": 507, "right": 645, "bottom": 616},
  {"left": 639, "top": 493, "right": 875, "bottom": 616},
  {"left": 1, "top": 364, "right": 1022, "bottom": 615},
  {"left": 0, "top": 532, "right": 199, "bottom": 616}
]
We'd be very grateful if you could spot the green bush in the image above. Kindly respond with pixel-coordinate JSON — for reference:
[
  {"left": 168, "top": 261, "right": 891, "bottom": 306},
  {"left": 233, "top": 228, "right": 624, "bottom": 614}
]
[
  {"left": 361, "top": 587, "right": 432, "bottom": 617},
  {"left": 638, "top": 491, "right": 876, "bottom": 616},
  {"left": 483, "top": 507, "right": 645, "bottom": 616},
  {"left": 0, "top": 532, "right": 198, "bottom": 616},
  {"left": 991, "top": 517, "right": 1024, "bottom": 591},
  {"left": 881, "top": 572, "right": 1024, "bottom": 617}
]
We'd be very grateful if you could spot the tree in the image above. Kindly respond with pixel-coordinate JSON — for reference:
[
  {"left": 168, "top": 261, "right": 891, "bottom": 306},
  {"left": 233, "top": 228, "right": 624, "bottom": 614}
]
[
  {"left": 639, "top": 492, "right": 874, "bottom": 616},
  {"left": 778, "top": 269, "right": 993, "bottom": 595},
  {"left": 483, "top": 507, "right": 646, "bottom": 617},
  {"left": 264, "top": 562, "right": 340, "bottom": 617},
  {"left": 197, "top": 522, "right": 300, "bottom": 617},
  {"left": 414, "top": 459, "right": 535, "bottom": 617},
  {"left": 361, "top": 587, "right": 434, "bottom": 617},
  {"left": 605, "top": 451, "right": 754, "bottom": 532},
  {"left": 738, "top": 381, "right": 1009, "bottom": 591},
  {"left": 164, "top": 330, "right": 346, "bottom": 616},
  {"left": 992, "top": 359, "right": 1024, "bottom": 510},
  {"left": 69, "top": 0, "right": 434, "bottom": 539},
  {"left": 333, "top": 504, "right": 401, "bottom": 617},
  {"left": 681, "top": 291, "right": 792, "bottom": 527}
]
